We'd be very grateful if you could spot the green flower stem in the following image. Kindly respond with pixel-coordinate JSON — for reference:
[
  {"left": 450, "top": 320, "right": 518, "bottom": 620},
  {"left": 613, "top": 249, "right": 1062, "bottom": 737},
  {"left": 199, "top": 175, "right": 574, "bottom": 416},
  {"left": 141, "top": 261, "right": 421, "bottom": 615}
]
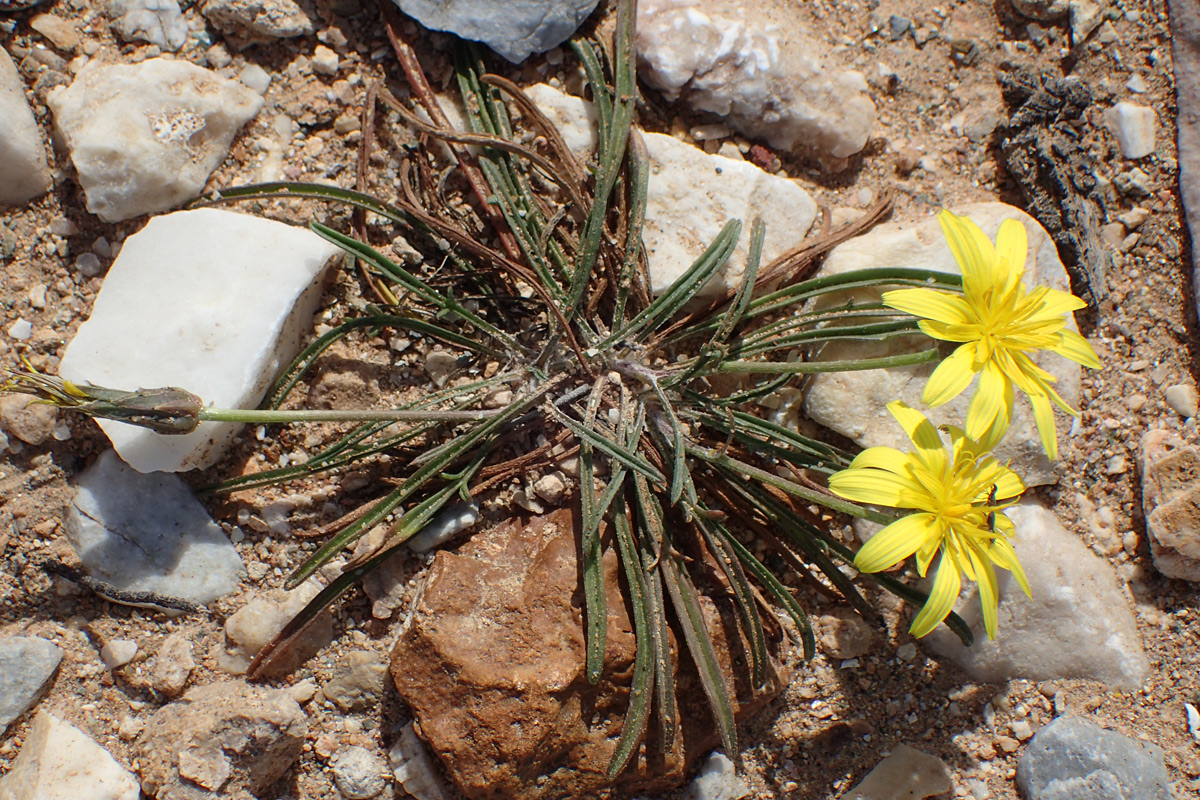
[
  {"left": 198, "top": 407, "right": 505, "bottom": 426},
  {"left": 716, "top": 348, "right": 940, "bottom": 374}
]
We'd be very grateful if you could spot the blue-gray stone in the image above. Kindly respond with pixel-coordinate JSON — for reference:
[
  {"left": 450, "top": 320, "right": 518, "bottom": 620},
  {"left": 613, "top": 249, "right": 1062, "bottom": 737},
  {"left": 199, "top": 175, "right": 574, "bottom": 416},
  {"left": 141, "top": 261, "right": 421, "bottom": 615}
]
[
  {"left": 392, "top": 0, "right": 600, "bottom": 64},
  {"left": 65, "top": 450, "right": 243, "bottom": 606},
  {"left": 0, "top": 636, "right": 62, "bottom": 732},
  {"left": 1016, "top": 716, "right": 1171, "bottom": 800}
]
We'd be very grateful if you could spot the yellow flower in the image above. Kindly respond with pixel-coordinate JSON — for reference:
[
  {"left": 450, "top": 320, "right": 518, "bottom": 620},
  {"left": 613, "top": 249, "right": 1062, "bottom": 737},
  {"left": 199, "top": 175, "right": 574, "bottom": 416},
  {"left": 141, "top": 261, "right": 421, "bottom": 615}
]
[
  {"left": 829, "top": 401, "right": 1031, "bottom": 639},
  {"left": 882, "top": 210, "right": 1100, "bottom": 460}
]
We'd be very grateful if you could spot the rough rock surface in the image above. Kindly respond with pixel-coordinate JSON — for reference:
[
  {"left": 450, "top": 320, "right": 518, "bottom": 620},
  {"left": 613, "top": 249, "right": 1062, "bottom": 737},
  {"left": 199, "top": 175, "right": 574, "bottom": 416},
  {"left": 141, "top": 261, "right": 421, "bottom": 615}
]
[
  {"left": 152, "top": 633, "right": 197, "bottom": 697},
  {"left": 0, "top": 47, "right": 52, "bottom": 207},
  {"left": 46, "top": 58, "right": 263, "bottom": 222},
  {"left": 390, "top": 509, "right": 787, "bottom": 800},
  {"left": 392, "top": 0, "right": 599, "bottom": 64},
  {"left": 525, "top": 83, "right": 817, "bottom": 297},
  {"left": 843, "top": 745, "right": 952, "bottom": 800},
  {"left": 330, "top": 746, "right": 388, "bottom": 799},
  {"left": 0, "top": 394, "right": 58, "bottom": 446},
  {"left": 108, "top": 0, "right": 189, "bottom": 51},
  {"left": 57, "top": 208, "right": 343, "bottom": 472},
  {"left": 637, "top": 0, "right": 875, "bottom": 158},
  {"left": 135, "top": 680, "right": 307, "bottom": 800},
  {"left": 320, "top": 650, "right": 388, "bottom": 712},
  {"left": 922, "top": 500, "right": 1149, "bottom": 689},
  {"left": 1015, "top": 716, "right": 1171, "bottom": 800},
  {"left": 0, "top": 636, "right": 62, "bottom": 733},
  {"left": 1139, "top": 429, "right": 1200, "bottom": 581},
  {"left": 201, "top": 0, "right": 312, "bottom": 48},
  {"left": 801, "top": 202, "right": 1081, "bottom": 487},
  {"left": 217, "top": 578, "right": 333, "bottom": 676},
  {"left": 65, "top": 450, "right": 244, "bottom": 605},
  {"left": 0, "top": 711, "right": 140, "bottom": 800}
]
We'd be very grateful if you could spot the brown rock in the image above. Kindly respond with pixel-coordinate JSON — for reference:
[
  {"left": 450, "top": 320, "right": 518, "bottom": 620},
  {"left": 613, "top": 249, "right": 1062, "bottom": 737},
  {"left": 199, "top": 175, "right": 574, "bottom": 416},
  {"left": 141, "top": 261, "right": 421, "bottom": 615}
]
[
  {"left": 391, "top": 509, "right": 787, "bottom": 800},
  {"left": 1140, "top": 430, "right": 1200, "bottom": 581},
  {"left": 817, "top": 608, "right": 876, "bottom": 660},
  {"left": 136, "top": 680, "right": 306, "bottom": 800},
  {"left": 0, "top": 394, "right": 58, "bottom": 446}
]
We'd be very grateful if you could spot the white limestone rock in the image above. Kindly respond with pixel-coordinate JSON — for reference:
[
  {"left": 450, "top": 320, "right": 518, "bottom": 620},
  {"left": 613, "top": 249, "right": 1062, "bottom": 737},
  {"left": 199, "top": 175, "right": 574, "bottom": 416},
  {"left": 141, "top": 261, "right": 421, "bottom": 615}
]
[
  {"left": 843, "top": 745, "right": 951, "bottom": 800},
  {"left": 525, "top": 83, "right": 817, "bottom": 297},
  {"left": 66, "top": 450, "right": 245, "bottom": 605},
  {"left": 0, "top": 711, "right": 140, "bottom": 800},
  {"left": 200, "top": 0, "right": 313, "bottom": 48},
  {"left": 637, "top": 0, "right": 876, "bottom": 159},
  {"left": 800, "top": 203, "right": 1083, "bottom": 487},
  {"left": 47, "top": 58, "right": 263, "bottom": 222},
  {"left": 0, "top": 47, "right": 52, "bottom": 207},
  {"left": 57, "top": 208, "right": 343, "bottom": 472},
  {"left": 922, "top": 500, "right": 1150, "bottom": 690},
  {"left": 108, "top": 0, "right": 189, "bottom": 51},
  {"left": 1106, "top": 102, "right": 1156, "bottom": 159},
  {"left": 1139, "top": 429, "right": 1200, "bottom": 581},
  {"left": 218, "top": 578, "right": 334, "bottom": 676}
]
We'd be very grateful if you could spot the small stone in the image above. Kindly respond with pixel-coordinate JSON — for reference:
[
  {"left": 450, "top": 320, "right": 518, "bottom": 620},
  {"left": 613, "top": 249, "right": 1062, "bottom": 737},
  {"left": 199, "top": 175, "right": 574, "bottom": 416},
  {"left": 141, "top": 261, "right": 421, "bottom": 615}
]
[
  {"left": 1069, "top": 0, "right": 1103, "bottom": 42},
  {"left": 843, "top": 744, "right": 951, "bottom": 800},
  {"left": 0, "top": 711, "right": 140, "bottom": 800},
  {"left": 29, "top": 13, "right": 81, "bottom": 51},
  {"left": 108, "top": 0, "right": 189, "bottom": 51},
  {"left": 1096, "top": 20, "right": 1118, "bottom": 44},
  {"left": 201, "top": 0, "right": 314, "bottom": 48},
  {"left": 321, "top": 651, "right": 387, "bottom": 713},
  {"left": 1126, "top": 393, "right": 1147, "bottom": 411},
  {"left": 817, "top": 609, "right": 876, "bottom": 660},
  {"left": 6, "top": 318, "right": 33, "bottom": 340},
  {"left": 424, "top": 350, "right": 459, "bottom": 388},
  {"left": 331, "top": 746, "right": 388, "bottom": 799},
  {"left": 895, "top": 147, "right": 922, "bottom": 176},
  {"left": 0, "top": 636, "right": 62, "bottom": 733},
  {"left": 238, "top": 62, "right": 271, "bottom": 94},
  {"left": 392, "top": 0, "right": 599, "bottom": 64},
  {"left": 1113, "top": 167, "right": 1152, "bottom": 197},
  {"left": 1106, "top": 102, "right": 1156, "bottom": 159},
  {"left": 997, "top": 735, "right": 1021, "bottom": 754},
  {"left": 1012, "top": 719, "right": 1034, "bottom": 741},
  {"left": 1119, "top": 207, "right": 1150, "bottom": 229},
  {"left": 1140, "top": 430, "right": 1200, "bottom": 581},
  {"left": 1126, "top": 73, "right": 1149, "bottom": 93},
  {"left": 887, "top": 15, "right": 911, "bottom": 40},
  {"left": 682, "top": 751, "right": 750, "bottom": 800},
  {"left": 1101, "top": 221, "right": 1126, "bottom": 248},
  {"left": 1017, "top": 716, "right": 1171, "bottom": 800},
  {"left": 1165, "top": 383, "right": 1198, "bottom": 418},
  {"left": 288, "top": 678, "right": 318, "bottom": 703},
  {"left": 74, "top": 252, "right": 103, "bottom": 277},
  {"left": 100, "top": 639, "right": 139, "bottom": 669},
  {"left": 0, "top": 47, "right": 53, "bottom": 207},
  {"left": 136, "top": 680, "right": 307, "bottom": 800},
  {"left": 1011, "top": 0, "right": 1069, "bottom": 20},
  {"left": 47, "top": 58, "right": 263, "bottom": 222},
  {"left": 58, "top": 209, "right": 343, "bottom": 472},
  {"left": 896, "top": 642, "right": 918, "bottom": 662},
  {"left": 0, "top": 394, "right": 59, "bottom": 445},
  {"left": 152, "top": 633, "right": 195, "bottom": 696},
  {"left": 65, "top": 451, "right": 245, "bottom": 605},
  {"left": 532, "top": 472, "right": 566, "bottom": 505},
  {"left": 219, "top": 578, "right": 334, "bottom": 676},
  {"left": 311, "top": 44, "right": 339, "bottom": 76}
]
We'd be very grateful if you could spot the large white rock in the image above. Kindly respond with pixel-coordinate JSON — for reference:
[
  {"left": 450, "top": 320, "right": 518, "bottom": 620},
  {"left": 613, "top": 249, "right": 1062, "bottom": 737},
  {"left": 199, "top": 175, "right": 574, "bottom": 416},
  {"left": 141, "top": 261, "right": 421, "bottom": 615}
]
[
  {"left": 58, "top": 208, "right": 343, "bottom": 472},
  {"left": 922, "top": 500, "right": 1150, "bottom": 690},
  {"left": 525, "top": 83, "right": 817, "bottom": 297},
  {"left": 800, "top": 203, "right": 1084, "bottom": 486},
  {"left": 637, "top": 0, "right": 876, "bottom": 159},
  {"left": 47, "top": 58, "right": 263, "bottom": 222},
  {"left": 0, "top": 711, "right": 140, "bottom": 800},
  {"left": 0, "top": 47, "right": 52, "bottom": 207}
]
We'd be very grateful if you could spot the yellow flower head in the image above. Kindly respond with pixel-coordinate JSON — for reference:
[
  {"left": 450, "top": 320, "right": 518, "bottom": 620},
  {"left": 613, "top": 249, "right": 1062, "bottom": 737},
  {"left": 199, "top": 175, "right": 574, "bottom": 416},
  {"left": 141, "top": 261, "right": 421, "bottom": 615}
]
[
  {"left": 828, "top": 401, "right": 1031, "bottom": 639},
  {"left": 882, "top": 210, "right": 1100, "bottom": 460}
]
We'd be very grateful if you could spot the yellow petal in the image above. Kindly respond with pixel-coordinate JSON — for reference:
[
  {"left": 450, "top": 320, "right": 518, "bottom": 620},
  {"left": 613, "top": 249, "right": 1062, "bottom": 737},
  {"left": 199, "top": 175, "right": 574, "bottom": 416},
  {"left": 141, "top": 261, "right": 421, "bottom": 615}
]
[
  {"left": 918, "top": 319, "right": 979, "bottom": 344},
  {"left": 853, "top": 513, "right": 933, "bottom": 573},
  {"left": 938, "top": 210, "right": 997, "bottom": 292},
  {"left": 922, "top": 345, "right": 978, "bottom": 407},
  {"left": 1050, "top": 329, "right": 1101, "bottom": 368},
  {"left": 848, "top": 446, "right": 912, "bottom": 475},
  {"left": 1028, "top": 389, "right": 1059, "bottom": 460},
  {"left": 887, "top": 401, "right": 944, "bottom": 454},
  {"left": 994, "top": 218, "right": 1028, "bottom": 289},
  {"left": 829, "top": 467, "right": 915, "bottom": 507},
  {"left": 990, "top": 466, "right": 1025, "bottom": 500},
  {"left": 1033, "top": 287, "right": 1088, "bottom": 317},
  {"left": 967, "top": 543, "right": 1000, "bottom": 639},
  {"left": 965, "top": 361, "right": 1012, "bottom": 446},
  {"left": 883, "top": 288, "right": 973, "bottom": 325},
  {"left": 990, "top": 537, "right": 1033, "bottom": 598},
  {"left": 910, "top": 555, "right": 961, "bottom": 637}
]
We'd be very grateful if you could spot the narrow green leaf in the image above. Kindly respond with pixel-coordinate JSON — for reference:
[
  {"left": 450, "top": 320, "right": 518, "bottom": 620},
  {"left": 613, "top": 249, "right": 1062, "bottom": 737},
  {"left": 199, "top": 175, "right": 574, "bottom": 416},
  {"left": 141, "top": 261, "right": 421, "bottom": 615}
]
[
  {"left": 716, "top": 348, "right": 940, "bottom": 375},
  {"left": 692, "top": 512, "right": 767, "bottom": 686},
  {"left": 606, "top": 503, "right": 654, "bottom": 779}
]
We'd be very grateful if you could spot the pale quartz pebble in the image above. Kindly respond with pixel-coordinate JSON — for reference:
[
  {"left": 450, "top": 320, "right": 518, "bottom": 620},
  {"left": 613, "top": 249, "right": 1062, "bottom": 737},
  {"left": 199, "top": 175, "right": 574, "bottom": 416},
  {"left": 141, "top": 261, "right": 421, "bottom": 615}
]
[
  {"left": 1106, "top": 102, "right": 1156, "bottom": 159},
  {"left": 311, "top": 44, "right": 339, "bottom": 76},
  {"left": 100, "top": 639, "right": 139, "bottom": 669},
  {"left": 58, "top": 208, "right": 343, "bottom": 472},
  {"left": 843, "top": 745, "right": 950, "bottom": 800},
  {"left": 218, "top": 578, "right": 333, "bottom": 676},
  {"left": 1164, "top": 383, "right": 1199, "bottom": 418},
  {"left": 239, "top": 63, "right": 271, "bottom": 94},
  {"left": 682, "top": 752, "right": 750, "bottom": 800},
  {"left": 7, "top": 318, "right": 33, "bottom": 340},
  {"left": 525, "top": 83, "right": 816, "bottom": 298},
  {"left": 0, "top": 711, "right": 140, "bottom": 800},
  {"left": 0, "top": 48, "right": 55, "bottom": 207}
]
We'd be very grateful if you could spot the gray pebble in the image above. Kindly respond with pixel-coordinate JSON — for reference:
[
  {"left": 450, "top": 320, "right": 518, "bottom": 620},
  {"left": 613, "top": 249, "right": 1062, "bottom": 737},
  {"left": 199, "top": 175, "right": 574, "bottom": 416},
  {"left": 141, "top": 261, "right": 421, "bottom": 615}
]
[
  {"left": 332, "top": 746, "right": 387, "bottom": 799},
  {"left": 0, "top": 636, "right": 62, "bottom": 732},
  {"left": 1016, "top": 716, "right": 1170, "bottom": 800}
]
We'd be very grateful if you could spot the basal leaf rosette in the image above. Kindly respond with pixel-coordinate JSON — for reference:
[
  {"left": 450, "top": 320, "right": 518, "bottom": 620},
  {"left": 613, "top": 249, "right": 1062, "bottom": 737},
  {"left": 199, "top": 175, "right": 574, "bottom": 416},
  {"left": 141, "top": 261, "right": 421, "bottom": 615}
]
[
  {"left": 829, "top": 400, "right": 1031, "bottom": 639},
  {"left": 882, "top": 210, "right": 1100, "bottom": 460}
]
